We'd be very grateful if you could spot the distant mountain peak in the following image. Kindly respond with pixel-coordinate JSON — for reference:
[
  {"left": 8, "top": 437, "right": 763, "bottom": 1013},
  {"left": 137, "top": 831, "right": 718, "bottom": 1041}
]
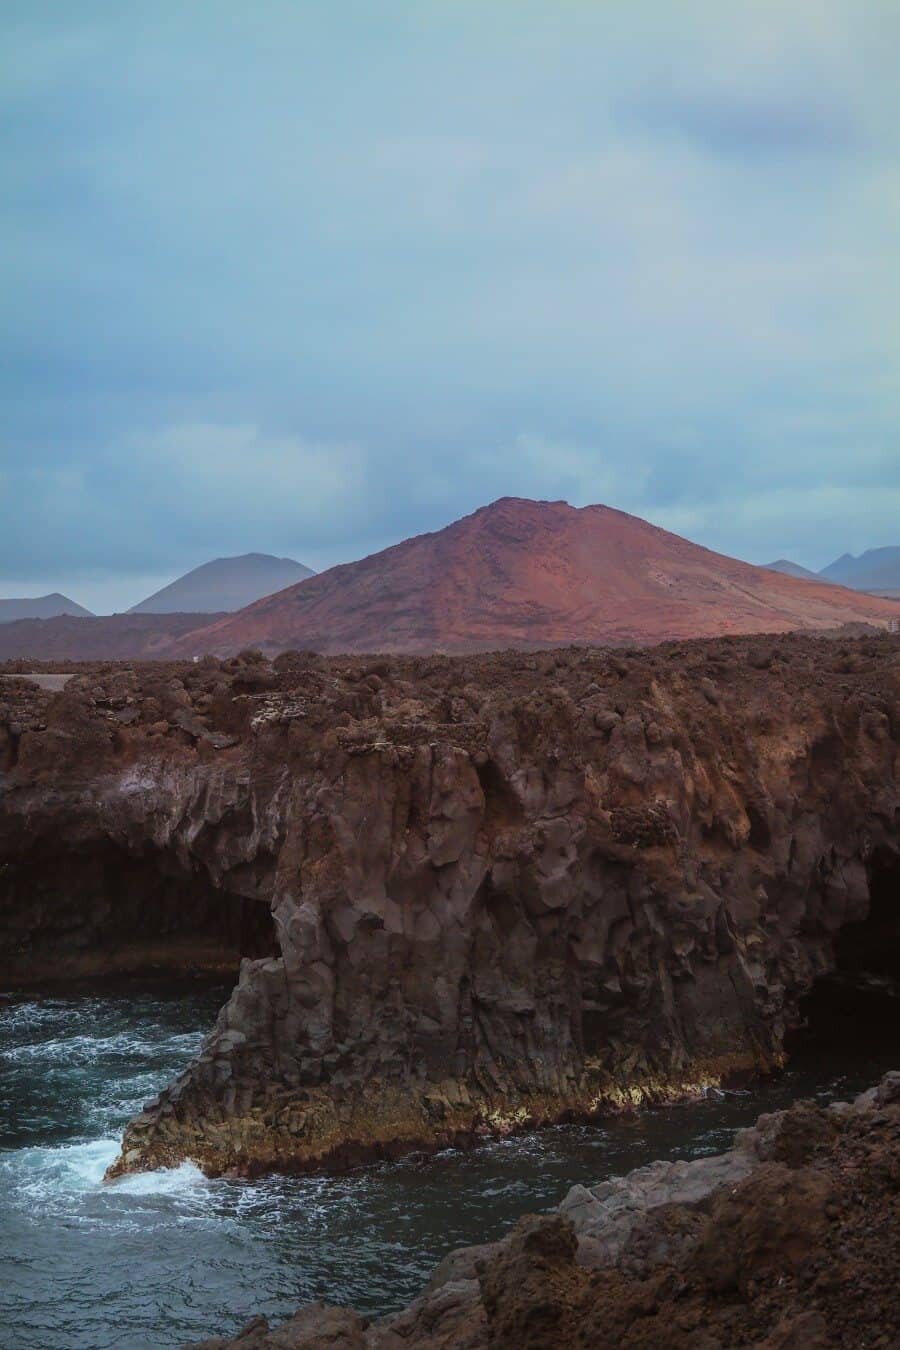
[
  {"left": 762, "top": 559, "right": 820, "bottom": 582},
  {"left": 129, "top": 553, "right": 315, "bottom": 614},
  {"left": 0, "top": 592, "right": 93, "bottom": 624},
  {"left": 819, "top": 546, "right": 900, "bottom": 592}
]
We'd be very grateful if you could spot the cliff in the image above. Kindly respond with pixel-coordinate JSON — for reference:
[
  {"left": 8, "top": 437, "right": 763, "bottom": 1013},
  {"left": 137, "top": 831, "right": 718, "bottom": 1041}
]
[{"left": 0, "top": 633, "right": 897, "bottom": 1182}]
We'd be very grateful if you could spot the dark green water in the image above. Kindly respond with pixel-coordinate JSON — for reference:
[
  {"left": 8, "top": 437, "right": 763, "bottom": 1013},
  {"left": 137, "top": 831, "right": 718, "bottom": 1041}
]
[{"left": 0, "top": 982, "right": 895, "bottom": 1349}]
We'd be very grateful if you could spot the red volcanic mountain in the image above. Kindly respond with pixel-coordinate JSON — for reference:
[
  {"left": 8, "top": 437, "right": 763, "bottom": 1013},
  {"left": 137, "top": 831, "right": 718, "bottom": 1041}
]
[{"left": 176, "top": 498, "right": 899, "bottom": 656}]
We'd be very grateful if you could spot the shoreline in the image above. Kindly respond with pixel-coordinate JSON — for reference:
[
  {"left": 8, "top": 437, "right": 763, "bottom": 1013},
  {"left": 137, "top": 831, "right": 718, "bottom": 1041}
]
[
  {"left": 186, "top": 1071, "right": 900, "bottom": 1348},
  {"left": 106, "top": 1048, "right": 780, "bottom": 1181}
]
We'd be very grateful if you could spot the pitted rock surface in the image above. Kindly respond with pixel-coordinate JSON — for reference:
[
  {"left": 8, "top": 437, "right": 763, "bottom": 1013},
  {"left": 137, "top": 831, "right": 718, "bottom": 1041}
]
[
  {"left": 186, "top": 1075, "right": 900, "bottom": 1348},
  {"left": 0, "top": 634, "right": 897, "bottom": 1179}
]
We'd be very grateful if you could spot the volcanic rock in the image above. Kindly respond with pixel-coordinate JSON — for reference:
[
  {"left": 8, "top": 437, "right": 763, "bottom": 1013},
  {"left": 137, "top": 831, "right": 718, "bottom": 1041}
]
[
  {"left": 0, "top": 633, "right": 896, "bottom": 1184},
  {"left": 186, "top": 1072, "right": 900, "bottom": 1348}
]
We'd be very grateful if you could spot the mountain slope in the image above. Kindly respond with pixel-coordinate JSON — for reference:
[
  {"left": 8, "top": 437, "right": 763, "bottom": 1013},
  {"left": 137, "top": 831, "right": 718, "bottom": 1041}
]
[
  {"left": 129, "top": 553, "right": 314, "bottom": 614},
  {"left": 762, "top": 559, "right": 820, "bottom": 581},
  {"left": 0, "top": 593, "right": 93, "bottom": 623},
  {"left": 820, "top": 546, "right": 900, "bottom": 593},
  {"left": 0, "top": 612, "right": 228, "bottom": 661},
  {"left": 176, "top": 498, "right": 898, "bottom": 656}
]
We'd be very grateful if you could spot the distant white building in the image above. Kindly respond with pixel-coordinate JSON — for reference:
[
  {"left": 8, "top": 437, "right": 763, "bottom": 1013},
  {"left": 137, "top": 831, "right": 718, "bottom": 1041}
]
[{"left": 888, "top": 617, "right": 899, "bottom": 633}]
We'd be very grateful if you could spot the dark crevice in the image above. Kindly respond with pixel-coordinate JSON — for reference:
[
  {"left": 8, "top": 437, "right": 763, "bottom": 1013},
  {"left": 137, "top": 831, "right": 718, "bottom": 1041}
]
[
  {"left": 835, "top": 848, "right": 900, "bottom": 979},
  {"left": 0, "top": 842, "right": 278, "bottom": 986},
  {"left": 475, "top": 758, "right": 524, "bottom": 832},
  {"left": 788, "top": 848, "right": 900, "bottom": 1055}
]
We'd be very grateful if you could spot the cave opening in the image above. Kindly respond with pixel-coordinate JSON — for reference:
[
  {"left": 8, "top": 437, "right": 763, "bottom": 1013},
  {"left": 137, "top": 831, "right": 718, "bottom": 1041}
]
[
  {"left": 789, "top": 847, "right": 900, "bottom": 1056},
  {"left": 0, "top": 841, "right": 278, "bottom": 987}
]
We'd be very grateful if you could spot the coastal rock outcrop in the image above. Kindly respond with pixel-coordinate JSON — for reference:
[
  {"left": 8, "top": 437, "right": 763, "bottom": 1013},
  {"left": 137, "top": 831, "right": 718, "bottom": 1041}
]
[
  {"left": 0, "top": 634, "right": 897, "bottom": 1180},
  {"left": 187, "top": 1072, "right": 900, "bottom": 1348}
]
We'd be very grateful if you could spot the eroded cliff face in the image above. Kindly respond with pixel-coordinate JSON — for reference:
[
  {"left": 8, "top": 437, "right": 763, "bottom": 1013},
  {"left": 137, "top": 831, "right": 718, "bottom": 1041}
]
[{"left": 0, "top": 635, "right": 897, "bottom": 1177}]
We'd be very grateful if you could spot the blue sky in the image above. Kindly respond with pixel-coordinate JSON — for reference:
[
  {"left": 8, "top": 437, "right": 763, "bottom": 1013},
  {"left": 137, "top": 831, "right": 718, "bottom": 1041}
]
[{"left": 2, "top": 0, "right": 898, "bottom": 611}]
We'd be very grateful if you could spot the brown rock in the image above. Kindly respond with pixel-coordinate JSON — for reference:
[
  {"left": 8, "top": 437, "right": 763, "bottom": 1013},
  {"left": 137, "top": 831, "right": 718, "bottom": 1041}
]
[
  {"left": 0, "top": 633, "right": 896, "bottom": 1186},
  {"left": 186, "top": 1077, "right": 900, "bottom": 1349}
]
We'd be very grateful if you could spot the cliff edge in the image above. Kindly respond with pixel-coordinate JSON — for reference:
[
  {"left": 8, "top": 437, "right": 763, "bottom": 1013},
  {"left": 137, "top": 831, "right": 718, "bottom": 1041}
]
[{"left": 0, "top": 634, "right": 896, "bottom": 1182}]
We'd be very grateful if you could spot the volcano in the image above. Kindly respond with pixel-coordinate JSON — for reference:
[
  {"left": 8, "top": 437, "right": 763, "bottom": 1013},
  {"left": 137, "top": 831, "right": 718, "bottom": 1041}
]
[{"left": 173, "top": 498, "right": 899, "bottom": 656}]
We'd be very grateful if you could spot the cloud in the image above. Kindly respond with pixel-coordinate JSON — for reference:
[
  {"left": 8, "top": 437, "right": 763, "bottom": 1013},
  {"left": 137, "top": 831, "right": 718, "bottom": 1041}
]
[
  {"left": 621, "top": 90, "right": 859, "bottom": 157},
  {"left": 484, "top": 434, "right": 652, "bottom": 510},
  {"left": 0, "top": 0, "right": 898, "bottom": 597},
  {"left": 125, "top": 424, "right": 368, "bottom": 534},
  {"left": 650, "top": 484, "right": 900, "bottom": 569},
  {"left": 1, "top": 424, "right": 367, "bottom": 581}
]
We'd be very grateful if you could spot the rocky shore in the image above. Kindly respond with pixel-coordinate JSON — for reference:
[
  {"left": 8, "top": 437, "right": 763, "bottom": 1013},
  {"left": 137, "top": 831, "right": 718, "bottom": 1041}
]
[
  {"left": 0, "top": 634, "right": 897, "bottom": 1180},
  {"left": 186, "top": 1070, "right": 900, "bottom": 1349}
]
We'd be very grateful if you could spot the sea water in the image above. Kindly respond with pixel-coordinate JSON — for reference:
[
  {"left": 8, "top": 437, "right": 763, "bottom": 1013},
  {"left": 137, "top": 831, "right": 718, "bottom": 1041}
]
[{"left": 0, "top": 981, "right": 894, "bottom": 1349}]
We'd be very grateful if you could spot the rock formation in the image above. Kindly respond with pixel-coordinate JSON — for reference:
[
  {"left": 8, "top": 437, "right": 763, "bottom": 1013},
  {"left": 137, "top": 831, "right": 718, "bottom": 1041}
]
[
  {"left": 0, "top": 634, "right": 896, "bottom": 1184},
  {"left": 175, "top": 498, "right": 900, "bottom": 656},
  {"left": 186, "top": 1071, "right": 900, "bottom": 1348}
]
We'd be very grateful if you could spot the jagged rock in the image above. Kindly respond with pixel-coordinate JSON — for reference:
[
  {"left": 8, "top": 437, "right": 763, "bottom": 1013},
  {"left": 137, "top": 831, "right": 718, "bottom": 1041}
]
[
  {"left": 182, "top": 1075, "right": 900, "bottom": 1348},
  {"left": 172, "top": 707, "right": 240, "bottom": 749},
  {"left": 0, "top": 634, "right": 896, "bottom": 1181},
  {"left": 189, "top": 1305, "right": 367, "bottom": 1348}
]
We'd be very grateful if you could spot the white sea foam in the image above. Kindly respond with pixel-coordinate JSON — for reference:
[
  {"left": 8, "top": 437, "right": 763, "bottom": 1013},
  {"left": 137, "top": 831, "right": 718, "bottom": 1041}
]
[
  {"left": 2, "top": 1137, "right": 121, "bottom": 1202},
  {"left": 1, "top": 1135, "right": 213, "bottom": 1219},
  {"left": 5, "top": 1029, "right": 203, "bottom": 1065},
  {"left": 111, "top": 1159, "right": 208, "bottom": 1196}
]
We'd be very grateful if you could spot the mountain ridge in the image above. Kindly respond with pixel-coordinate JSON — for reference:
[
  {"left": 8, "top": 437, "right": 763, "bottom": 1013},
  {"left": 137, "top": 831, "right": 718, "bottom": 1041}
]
[
  {"left": 174, "top": 497, "right": 899, "bottom": 656},
  {"left": 820, "top": 545, "right": 900, "bottom": 592}
]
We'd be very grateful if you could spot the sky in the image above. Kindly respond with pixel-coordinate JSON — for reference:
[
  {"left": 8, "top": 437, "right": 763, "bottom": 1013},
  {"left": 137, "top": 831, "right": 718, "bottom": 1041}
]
[{"left": 2, "top": 0, "right": 898, "bottom": 612}]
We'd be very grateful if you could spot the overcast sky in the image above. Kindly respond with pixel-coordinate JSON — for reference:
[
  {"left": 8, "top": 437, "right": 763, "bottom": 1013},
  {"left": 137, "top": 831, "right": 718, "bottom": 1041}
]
[{"left": 2, "top": 0, "right": 898, "bottom": 612}]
